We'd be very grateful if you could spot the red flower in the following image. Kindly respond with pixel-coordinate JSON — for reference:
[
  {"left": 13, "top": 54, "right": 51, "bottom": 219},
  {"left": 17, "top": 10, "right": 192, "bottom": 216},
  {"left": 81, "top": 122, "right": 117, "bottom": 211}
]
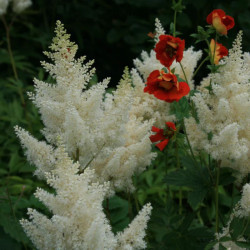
[
  {"left": 210, "top": 39, "right": 228, "bottom": 64},
  {"left": 144, "top": 70, "right": 190, "bottom": 103},
  {"left": 155, "top": 35, "right": 185, "bottom": 68},
  {"left": 150, "top": 122, "right": 177, "bottom": 151},
  {"left": 206, "top": 9, "right": 235, "bottom": 35}
]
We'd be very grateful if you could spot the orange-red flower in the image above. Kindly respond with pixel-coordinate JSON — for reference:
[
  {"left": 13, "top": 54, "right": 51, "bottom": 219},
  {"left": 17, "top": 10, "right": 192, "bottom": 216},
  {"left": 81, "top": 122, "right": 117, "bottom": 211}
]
[
  {"left": 206, "top": 9, "right": 235, "bottom": 35},
  {"left": 210, "top": 39, "right": 228, "bottom": 64},
  {"left": 154, "top": 35, "right": 185, "bottom": 68},
  {"left": 150, "top": 122, "right": 177, "bottom": 151},
  {"left": 144, "top": 70, "right": 190, "bottom": 103}
]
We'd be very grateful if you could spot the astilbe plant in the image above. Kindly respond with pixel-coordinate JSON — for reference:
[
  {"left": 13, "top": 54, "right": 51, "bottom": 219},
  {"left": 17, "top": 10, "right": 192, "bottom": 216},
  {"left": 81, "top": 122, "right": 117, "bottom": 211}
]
[{"left": 15, "top": 3, "right": 250, "bottom": 250}]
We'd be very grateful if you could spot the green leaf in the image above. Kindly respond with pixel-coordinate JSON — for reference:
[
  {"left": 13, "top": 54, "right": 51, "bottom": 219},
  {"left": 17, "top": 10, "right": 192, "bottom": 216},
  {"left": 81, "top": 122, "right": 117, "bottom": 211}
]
[
  {"left": 190, "top": 26, "right": 212, "bottom": 43},
  {"left": 219, "top": 243, "right": 227, "bottom": 250},
  {"left": 188, "top": 188, "right": 207, "bottom": 210},
  {"left": 207, "top": 64, "right": 222, "bottom": 73},
  {"left": 165, "top": 155, "right": 211, "bottom": 209},
  {"left": 0, "top": 215, "right": 28, "bottom": 244},
  {"left": 171, "top": 0, "right": 185, "bottom": 12},
  {"left": 170, "top": 96, "right": 190, "bottom": 120},
  {"left": 108, "top": 196, "right": 129, "bottom": 233},
  {"left": 235, "top": 241, "right": 250, "bottom": 248},
  {"left": 229, "top": 217, "right": 247, "bottom": 240}
]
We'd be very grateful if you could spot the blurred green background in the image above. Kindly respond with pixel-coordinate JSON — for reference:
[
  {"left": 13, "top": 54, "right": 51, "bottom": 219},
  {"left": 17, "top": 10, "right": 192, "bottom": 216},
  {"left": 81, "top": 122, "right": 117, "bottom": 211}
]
[{"left": 0, "top": 0, "right": 249, "bottom": 249}]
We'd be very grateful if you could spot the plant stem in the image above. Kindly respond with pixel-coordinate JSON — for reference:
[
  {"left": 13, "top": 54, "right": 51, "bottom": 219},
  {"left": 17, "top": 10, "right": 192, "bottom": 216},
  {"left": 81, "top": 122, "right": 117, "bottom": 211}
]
[
  {"left": 182, "top": 120, "right": 195, "bottom": 160},
  {"left": 133, "top": 193, "right": 140, "bottom": 213},
  {"left": 193, "top": 56, "right": 209, "bottom": 78},
  {"left": 179, "top": 62, "right": 189, "bottom": 85},
  {"left": 1, "top": 16, "right": 18, "bottom": 80},
  {"left": 1, "top": 15, "right": 26, "bottom": 107},
  {"left": 175, "top": 141, "right": 182, "bottom": 214},
  {"left": 215, "top": 160, "right": 221, "bottom": 233},
  {"left": 173, "top": 10, "right": 177, "bottom": 37},
  {"left": 212, "top": 34, "right": 218, "bottom": 65}
]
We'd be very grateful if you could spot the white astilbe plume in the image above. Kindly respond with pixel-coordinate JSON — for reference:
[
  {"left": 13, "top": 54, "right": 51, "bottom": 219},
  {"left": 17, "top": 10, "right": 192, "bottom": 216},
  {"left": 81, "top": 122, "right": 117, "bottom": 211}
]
[
  {"left": 16, "top": 20, "right": 155, "bottom": 192},
  {"left": 0, "top": 0, "right": 32, "bottom": 15},
  {"left": 214, "top": 183, "right": 250, "bottom": 250},
  {"left": 185, "top": 31, "right": 250, "bottom": 181},
  {"left": 20, "top": 145, "right": 152, "bottom": 250},
  {"left": 238, "top": 183, "right": 250, "bottom": 217},
  {"left": 134, "top": 18, "right": 202, "bottom": 91},
  {"left": 154, "top": 17, "right": 165, "bottom": 43},
  {"left": 12, "top": 0, "right": 32, "bottom": 13},
  {"left": 15, "top": 126, "right": 55, "bottom": 179},
  {"left": 0, "top": 0, "right": 8, "bottom": 15},
  {"left": 117, "top": 67, "right": 175, "bottom": 128}
]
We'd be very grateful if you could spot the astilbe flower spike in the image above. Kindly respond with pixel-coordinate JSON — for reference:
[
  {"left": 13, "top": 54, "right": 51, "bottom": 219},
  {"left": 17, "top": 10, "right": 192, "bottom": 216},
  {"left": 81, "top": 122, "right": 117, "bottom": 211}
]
[
  {"left": 210, "top": 39, "right": 228, "bottom": 65},
  {"left": 154, "top": 34, "right": 185, "bottom": 68},
  {"left": 206, "top": 9, "right": 235, "bottom": 35},
  {"left": 150, "top": 122, "right": 177, "bottom": 151},
  {"left": 144, "top": 70, "right": 190, "bottom": 103}
]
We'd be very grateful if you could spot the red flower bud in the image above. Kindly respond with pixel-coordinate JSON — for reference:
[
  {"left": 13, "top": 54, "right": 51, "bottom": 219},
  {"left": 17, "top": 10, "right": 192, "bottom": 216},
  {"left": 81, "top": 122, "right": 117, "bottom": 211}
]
[
  {"left": 210, "top": 39, "right": 228, "bottom": 64},
  {"left": 206, "top": 9, "right": 235, "bottom": 35}
]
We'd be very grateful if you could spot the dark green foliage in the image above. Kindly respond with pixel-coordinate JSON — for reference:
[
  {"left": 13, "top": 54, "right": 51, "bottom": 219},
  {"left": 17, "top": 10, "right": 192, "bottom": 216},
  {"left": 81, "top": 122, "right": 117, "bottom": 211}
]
[{"left": 107, "top": 195, "right": 130, "bottom": 233}]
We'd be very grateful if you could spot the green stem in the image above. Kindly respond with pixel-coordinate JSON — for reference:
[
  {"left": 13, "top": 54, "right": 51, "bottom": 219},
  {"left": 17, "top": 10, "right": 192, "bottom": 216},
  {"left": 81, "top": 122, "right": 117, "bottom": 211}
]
[
  {"left": 133, "top": 193, "right": 140, "bottom": 213},
  {"left": 128, "top": 193, "right": 133, "bottom": 220},
  {"left": 175, "top": 141, "right": 182, "bottom": 214},
  {"left": 193, "top": 56, "right": 209, "bottom": 78},
  {"left": 212, "top": 34, "right": 218, "bottom": 65},
  {"left": 182, "top": 120, "right": 195, "bottom": 160},
  {"left": 173, "top": 10, "right": 177, "bottom": 37},
  {"left": 1, "top": 16, "right": 26, "bottom": 107},
  {"left": 215, "top": 160, "right": 221, "bottom": 233},
  {"left": 1, "top": 16, "right": 18, "bottom": 80},
  {"left": 179, "top": 62, "right": 189, "bottom": 85},
  {"left": 6, "top": 187, "right": 16, "bottom": 219}
]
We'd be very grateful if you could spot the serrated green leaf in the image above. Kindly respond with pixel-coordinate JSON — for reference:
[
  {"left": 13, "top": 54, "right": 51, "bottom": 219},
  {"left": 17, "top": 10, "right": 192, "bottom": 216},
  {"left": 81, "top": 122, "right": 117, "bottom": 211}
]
[
  {"left": 229, "top": 217, "right": 247, "bottom": 240},
  {"left": 108, "top": 196, "right": 129, "bottom": 233},
  {"left": 188, "top": 188, "right": 207, "bottom": 209},
  {"left": 235, "top": 241, "right": 250, "bottom": 248},
  {"left": 0, "top": 215, "right": 28, "bottom": 244}
]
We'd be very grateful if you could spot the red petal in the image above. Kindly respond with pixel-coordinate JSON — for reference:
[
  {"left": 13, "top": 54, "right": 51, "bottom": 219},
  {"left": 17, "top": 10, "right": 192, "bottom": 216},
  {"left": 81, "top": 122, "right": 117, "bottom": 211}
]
[
  {"left": 153, "top": 89, "right": 170, "bottom": 101},
  {"left": 166, "top": 122, "right": 176, "bottom": 131},
  {"left": 223, "top": 15, "right": 235, "bottom": 30},
  {"left": 156, "top": 139, "right": 169, "bottom": 151},
  {"left": 150, "top": 131, "right": 164, "bottom": 143},
  {"left": 147, "top": 70, "right": 160, "bottom": 82},
  {"left": 206, "top": 9, "right": 226, "bottom": 25},
  {"left": 219, "top": 45, "right": 228, "bottom": 57},
  {"left": 178, "top": 82, "right": 190, "bottom": 96},
  {"left": 213, "top": 9, "right": 226, "bottom": 18},
  {"left": 144, "top": 84, "right": 160, "bottom": 94},
  {"left": 175, "top": 38, "right": 185, "bottom": 62},
  {"left": 151, "top": 126, "right": 161, "bottom": 132}
]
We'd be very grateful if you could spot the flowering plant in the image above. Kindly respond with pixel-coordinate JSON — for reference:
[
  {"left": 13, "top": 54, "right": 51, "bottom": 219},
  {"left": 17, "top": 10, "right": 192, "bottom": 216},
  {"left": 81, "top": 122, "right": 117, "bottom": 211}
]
[{"left": 1, "top": 1, "right": 249, "bottom": 249}]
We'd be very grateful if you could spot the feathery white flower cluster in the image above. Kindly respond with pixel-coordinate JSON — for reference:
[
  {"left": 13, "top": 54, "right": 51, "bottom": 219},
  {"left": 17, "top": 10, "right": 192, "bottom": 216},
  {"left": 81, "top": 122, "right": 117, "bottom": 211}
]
[
  {"left": 20, "top": 145, "right": 152, "bottom": 250},
  {"left": 16, "top": 21, "right": 155, "bottom": 192},
  {"left": 214, "top": 183, "right": 250, "bottom": 250},
  {"left": 238, "top": 183, "right": 250, "bottom": 217},
  {"left": 134, "top": 19, "right": 202, "bottom": 91},
  {"left": 185, "top": 31, "right": 250, "bottom": 181},
  {"left": 16, "top": 20, "right": 154, "bottom": 249},
  {"left": 0, "top": 0, "right": 32, "bottom": 15}
]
